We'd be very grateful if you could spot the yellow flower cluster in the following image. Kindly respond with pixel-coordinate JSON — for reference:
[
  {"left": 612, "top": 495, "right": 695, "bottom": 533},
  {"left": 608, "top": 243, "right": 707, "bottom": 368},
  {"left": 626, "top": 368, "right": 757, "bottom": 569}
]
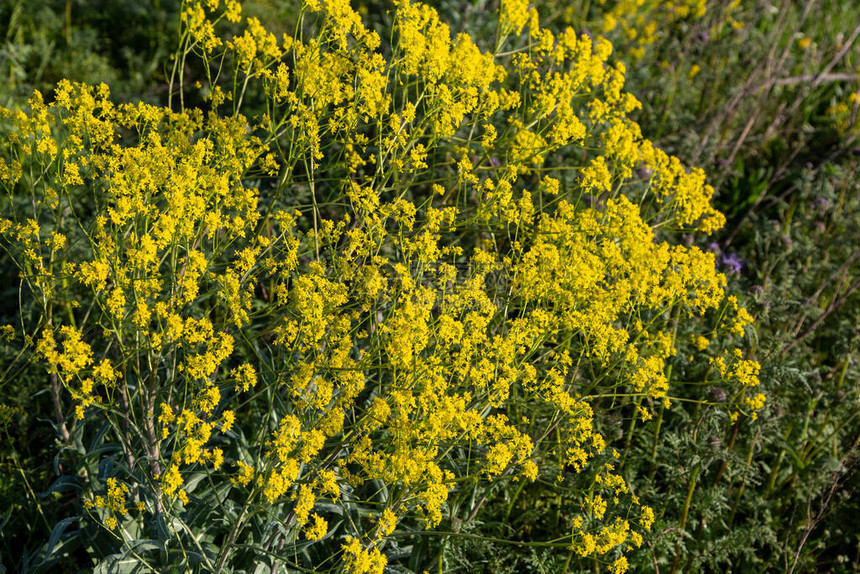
[
  {"left": 83, "top": 477, "right": 130, "bottom": 531},
  {"left": 342, "top": 536, "right": 386, "bottom": 574},
  {"left": 0, "top": 0, "right": 762, "bottom": 570},
  {"left": 554, "top": 0, "right": 711, "bottom": 59},
  {"left": 828, "top": 86, "right": 860, "bottom": 137}
]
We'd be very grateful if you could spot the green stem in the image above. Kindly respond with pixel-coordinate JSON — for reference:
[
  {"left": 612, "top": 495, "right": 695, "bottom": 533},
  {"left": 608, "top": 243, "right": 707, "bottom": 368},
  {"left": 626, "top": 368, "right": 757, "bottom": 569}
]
[
  {"left": 648, "top": 404, "right": 665, "bottom": 481},
  {"left": 713, "top": 421, "right": 740, "bottom": 487},
  {"left": 730, "top": 430, "right": 760, "bottom": 526},
  {"left": 670, "top": 465, "right": 701, "bottom": 574},
  {"left": 214, "top": 505, "right": 250, "bottom": 573}
]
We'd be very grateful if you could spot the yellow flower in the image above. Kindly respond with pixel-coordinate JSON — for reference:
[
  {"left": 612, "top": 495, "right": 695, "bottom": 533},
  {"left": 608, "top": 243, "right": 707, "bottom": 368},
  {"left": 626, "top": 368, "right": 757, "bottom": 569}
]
[
  {"left": 304, "top": 513, "right": 328, "bottom": 541},
  {"left": 293, "top": 484, "right": 315, "bottom": 525},
  {"left": 500, "top": 0, "right": 529, "bottom": 35},
  {"left": 342, "top": 537, "right": 386, "bottom": 574},
  {"left": 611, "top": 556, "right": 629, "bottom": 573},
  {"left": 232, "top": 461, "right": 255, "bottom": 487},
  {"left": 162, "top": 464, "right": 183, "bottom": 498},
  {"left": 376, "top": 508, "right": 398, "bottom": 538}
]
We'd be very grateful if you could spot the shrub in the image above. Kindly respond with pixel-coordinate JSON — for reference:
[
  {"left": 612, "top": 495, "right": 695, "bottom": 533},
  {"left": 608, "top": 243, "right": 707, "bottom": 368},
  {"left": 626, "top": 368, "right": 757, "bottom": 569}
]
[{"left": 0, "top": 0, "right": 760, "bottom": 571}]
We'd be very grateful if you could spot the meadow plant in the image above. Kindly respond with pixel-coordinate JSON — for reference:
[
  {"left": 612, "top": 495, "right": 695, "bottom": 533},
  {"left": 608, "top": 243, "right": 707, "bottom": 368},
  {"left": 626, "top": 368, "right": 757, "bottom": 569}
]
[
  {"left": 517, "top": 0, "right": 860, "bottom": 570},
  {"left": 705, "top": 161, "right": 860, "bottom": 572},
  {"left": 0, "top": 0, "right": 177, "bottom": 108},
  {"left": 546, "top": 0, "right": 731, "bottom": 60},
  {"left": 0, "top": 0, "right": 761, "bottom": 571}
]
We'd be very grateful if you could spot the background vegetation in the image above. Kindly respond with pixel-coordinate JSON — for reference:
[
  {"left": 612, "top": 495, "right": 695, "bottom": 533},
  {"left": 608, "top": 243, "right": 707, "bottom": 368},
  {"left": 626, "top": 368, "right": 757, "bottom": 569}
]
[{"left": 0, "top": 0, "right": 858, "bottom": 572}]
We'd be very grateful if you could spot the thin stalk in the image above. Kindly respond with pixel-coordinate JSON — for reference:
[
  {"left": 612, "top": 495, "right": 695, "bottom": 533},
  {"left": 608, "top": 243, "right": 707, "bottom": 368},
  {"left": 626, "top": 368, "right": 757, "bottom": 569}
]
[
  {"left": 729, "top": 430, "right": 761, "bottom": 526},
  {"left": 713, "top": 421, "right": 740, "bottom": 487},
  {"left": 670, "top": 465, "right": 701, "bottom": 574},
  {"left": 648, "top": 404, "right": 665, "bottom": 481}
]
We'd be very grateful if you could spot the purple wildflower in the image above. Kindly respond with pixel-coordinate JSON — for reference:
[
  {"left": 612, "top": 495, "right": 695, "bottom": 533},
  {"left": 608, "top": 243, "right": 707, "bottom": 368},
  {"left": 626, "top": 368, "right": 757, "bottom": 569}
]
[{"left": 721, "top": 252, "right": 743, "bottom": 273}]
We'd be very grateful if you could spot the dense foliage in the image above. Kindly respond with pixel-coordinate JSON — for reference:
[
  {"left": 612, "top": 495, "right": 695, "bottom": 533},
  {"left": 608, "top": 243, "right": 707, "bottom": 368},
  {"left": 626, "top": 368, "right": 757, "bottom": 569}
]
[{"left": 0, "top": 0, "right": 857, "bottom": 572}]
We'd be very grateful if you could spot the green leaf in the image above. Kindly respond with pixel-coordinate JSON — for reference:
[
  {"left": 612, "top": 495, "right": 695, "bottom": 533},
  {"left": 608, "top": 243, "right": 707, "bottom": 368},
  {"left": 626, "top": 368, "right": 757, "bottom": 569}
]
[{"left": 44, "top": 516, "right": 77, "bottom": 560}]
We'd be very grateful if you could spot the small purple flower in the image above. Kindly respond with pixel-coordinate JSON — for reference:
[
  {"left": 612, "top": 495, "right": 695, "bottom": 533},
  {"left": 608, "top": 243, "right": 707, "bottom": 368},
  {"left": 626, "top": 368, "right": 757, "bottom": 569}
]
[
  {"left": 721, "top": 252, "right": 743, "bottom": 273},
  {"left": 707, "top": 242, "right": 721, "bottom": 254}
]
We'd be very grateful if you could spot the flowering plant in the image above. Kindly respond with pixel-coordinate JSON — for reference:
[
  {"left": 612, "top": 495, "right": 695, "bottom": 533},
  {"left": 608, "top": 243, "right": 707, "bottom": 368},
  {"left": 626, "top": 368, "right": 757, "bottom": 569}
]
[{"left": 0, "top": 0, "right": 760, "bottom": 571}]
